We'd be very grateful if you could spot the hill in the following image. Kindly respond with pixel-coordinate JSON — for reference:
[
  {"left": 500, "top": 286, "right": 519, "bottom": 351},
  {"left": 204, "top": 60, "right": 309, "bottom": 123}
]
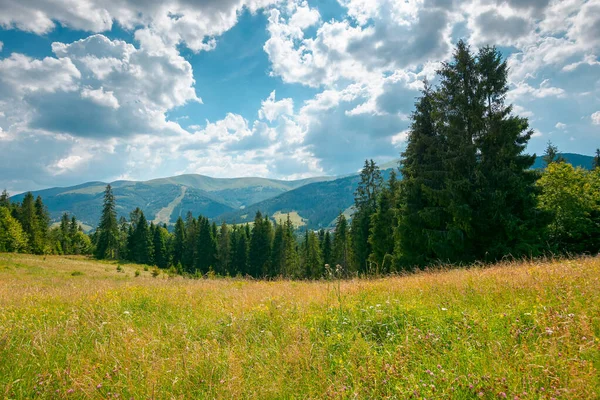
[
  {"left": 532, "top": 152, "right": 594, "bottom": 169},
  {"left": 1, "top": 253, "right": 598, "bottom": 398},
  {"left": 9, "top": 175, "right": 332, "bottom": 229}
]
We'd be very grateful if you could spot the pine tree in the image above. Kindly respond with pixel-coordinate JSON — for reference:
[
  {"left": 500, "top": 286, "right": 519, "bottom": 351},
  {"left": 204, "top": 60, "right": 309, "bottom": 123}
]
[
  {"left": 153, "top": 226, "right": 169, "bottom": 269},
  {"left": 271, "top": 222, "right": 285, "bottom": 277},
  {"left": 196, "top": 216, "right": 217, "bottom": 274},
  {"left": 0, "top": 189, "right": 10, "bottom": 208},
  {"left": 302, "top": 230, "right": 323, "bottom": 279},
  {"left": 472, "top": 45, "right": 542, "bottom": 260},
  {"left": 351, "top": 159, "right": 382, "bottom": 273},
  {"left": 594, "top": 148, "right": 600, "bottom": 169},
  {"left": 369, "top": 170, "right": 398, "bottom": 273},
  {"left": 95, "top": 185, "right": 119, "bottom": 259},
  {"left": 216, "top": 222, "right": 231, "bottom": 275},
  {"left": 59, "top": 213, "right": 71, "bottom": 254},
  {"left": 34, "top": 196, "right": 50, "bottom": 253},
  {"left": 131, "top": 211, "right": 153, "bottom": 265},
  {"left": 332, "top": 213, "right": 351, "bottom": 272},
  {"left": 232, "top": 227, "right": 249, "bottom": 276},
  {"left": 172, "top": 217, "right": 186, "bottom": 268},
  {"left": 182, "top": 212, "right": 198, "bottom": 273},
  {"left": 248, "top": 211, "right": 272, "bottom": 278},
  {"left": 322, "top": 230, "right": 332, "bottom": 267}
]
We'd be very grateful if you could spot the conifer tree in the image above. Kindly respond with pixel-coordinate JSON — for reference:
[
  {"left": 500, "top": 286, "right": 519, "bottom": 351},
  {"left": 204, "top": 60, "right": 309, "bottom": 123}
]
[
  {"left": 472, "top": 45, "right": 542, "bottom": 260},
  {"left": 216, "top": 222, "right": 231, "bottom": 275},
  {"left": 172, "top": 216, "right": 186, "bottom": 268},
  {"left": 34, "top": 196, "right": 50, "bottom": 252},
  {"left": 302, "top": 230, "right": 323, "bottom": 279},
  {"left": 369, "top": 170, "right": 398, "bottom": 273},
  {"left": 95, "top": 185, "right": 119, "bottom": 259},
  {"left": 0, "top": 189, "right": 10, "bottom": 208},
  {"left": 332, "top": 213, "right": 351, "bottom": 272},
  {"left": 131, "top": 211, "right": 153, "bottom": 265},
  {"left": 322, "top": 230, "right": 332, "bottom": 267},
  {"left": 271, "top": 222, "right": 285, "bottom": 277},
  {"left": 232, "top": 226, "right": 249, "bottom": 276},
  {"left": 594, "top": 148, "right": 600, "bottom": 170},
  {"left": 196, "top": 216, "right": 217, "bottom": 274},
  {"left": 248, "top": 211, "right": 272, "bottom": 278},
  {"left": 351, "top": 160, "right": 382, "bottom": 273},
  {"left": 153, "top": 225, "right": 169, "bottom": 269},
  {"left": 59, "top": 213, "right": 71, "bottom": 254},
  {"left": 182, "top": 212, "right": 198, "bottom": 273}
]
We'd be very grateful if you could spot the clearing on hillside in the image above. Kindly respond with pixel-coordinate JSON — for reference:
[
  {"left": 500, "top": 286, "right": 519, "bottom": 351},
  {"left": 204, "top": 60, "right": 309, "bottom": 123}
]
[{"left": 0, "top": 254, "right": 599, "bottom": 398}]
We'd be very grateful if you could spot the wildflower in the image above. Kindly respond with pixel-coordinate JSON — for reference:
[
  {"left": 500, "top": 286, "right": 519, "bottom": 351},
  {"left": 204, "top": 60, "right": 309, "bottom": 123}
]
[
  {"left": 123, "top": 311, "right": 130, "bottom": 315},
  {"left": 67, "top": 389, "right": 74, "bottom": 394},
  {"left": 499, "top": 392, "right": 507, "bottom": 398},
  {"left": 545, "top": 328, "right": 553, "bottom": 335},
  {"left": 97, "top": 384, "right": 102, "bottom": 389}
]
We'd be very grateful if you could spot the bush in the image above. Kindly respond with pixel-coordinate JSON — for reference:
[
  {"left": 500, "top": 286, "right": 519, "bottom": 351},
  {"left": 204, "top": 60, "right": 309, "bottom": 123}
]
[
  {"left": 71, "top": 271, "right": 84, "bottom": 276},
  {"left": 151, "top": 267, "right": 160, "bottom": 278},
  {"left": 135, "top": 270, "right": 140, "bottom": 277}
]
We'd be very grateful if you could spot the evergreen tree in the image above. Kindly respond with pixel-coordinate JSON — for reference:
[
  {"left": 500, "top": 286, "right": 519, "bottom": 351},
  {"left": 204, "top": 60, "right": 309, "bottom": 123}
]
[
  {"left": 369, "top": 170, "right": 398, "bottom": 273},
  {"left": 472, "top": 45, "right": 542, "bottom": 260},
  {"left": 435, "top": 40, "right": 480, "bottom": 263},
  {"left": 18, "top": 193, "right": 41, "bottom": 253},
  {"left": 196, "top": 216, "right": 217, "bottom": 274},
  {"left": 59, "top": 213, "right": 71, "bottom": 254},
  {"left": 322, "top": 230, "right": 332, "bottom": 267},
  {"left": 131, "top": 211, "right": 153, "bottom": 265},
  {"left": 248, "top": 211, "right": 272, "bottom": 278},
  {"left": 95, "top": 185, "right": 119, "bottom": 259},
  {"left": 172, "top": 216, "right": 186, "bottom": 268},
  {"left": 351, "top": 159, "right": 382, "bottom": 273},
  {"left": 232, "top": 226, "right": 249, "bottom": 276},
  {"left": 0, "top": 189, "right": 10, "bottom": 208},
  {"left": 302, "top": 230, "right": 323, "bottom": 279},
  {"left": 216, "top": 222, "right": 231, "bottom": 275},
  {"left": 271, "top": 222, "right": 285, "bottom": 277},
  {"left": 153, "top": 225, "right": 169, "bottom": 269},
  {"left": 182, "top": 212, "right": 198, "bottom": 273},
  {"left": 594, "top": 148, "right": 600, "bottom": 170},
  {"left": 332, "top": 213, "right": 351, "bottom": 272},
  {"left": 34, "top": 196, "right": 50, "bottom": 253}
]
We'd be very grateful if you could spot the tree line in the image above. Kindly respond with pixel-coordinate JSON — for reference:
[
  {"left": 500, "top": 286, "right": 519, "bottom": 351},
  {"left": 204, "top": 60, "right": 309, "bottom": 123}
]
[
  {"left": 0, "top": 191, "right": 91, "bottom": 254},
  {"left": 2, "top": 41, "right": 600, "bottom": 277}
]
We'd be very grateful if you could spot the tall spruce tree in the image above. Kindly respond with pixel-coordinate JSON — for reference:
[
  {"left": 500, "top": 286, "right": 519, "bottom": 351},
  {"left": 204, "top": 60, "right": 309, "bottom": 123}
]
[
  {"left": 396, "top": 83, "right": 448, "bottom": 267},
  {"left": 302, "top": 230, "right": 323, "bottom": 279},
  {"left": 248, "top": 211, "right": 272, "bottom": 278},
  {"left": 182, "top": 212, "right": 198, "bottom": 273},
  {"left": 153, "top": 225, "right": 169, "bottom": 269},
  {"left": 172, "top": 217, "right": 186, "bottom": 268},
  {"left": 472, "top": 45, "right": 542, "bottom": 260},
  {"left": 332, "top": 213, "right": 351, "bottom": 272},
  {"left": 232, "top": 226, "right": 249, "bottom": 276},
  {"left": 216, "top": 222, "right": 231, "bottom": 275},
  {"left": 95, "top": 185, "right": 119, "bottom": 259},
  {"left": 18, "top": 193, "right": 41, "bottom": 254},
  {"left": 369, "top": 170, "right": 398, "bottom": 273},
  {"left": 594, "top": 148, "right": 600, "bottom": 170},
  {"left": 196, "top": 216, "right": 217, "bottom": 274},
  {"left": 322, "top": 230, "right": 332, "bottom": 267},
  {"left": 132, "top": 211, "right": 153, "bottom": 265},
  {"left": 351, "top": 160, "right": 382, "bottom": 273}
]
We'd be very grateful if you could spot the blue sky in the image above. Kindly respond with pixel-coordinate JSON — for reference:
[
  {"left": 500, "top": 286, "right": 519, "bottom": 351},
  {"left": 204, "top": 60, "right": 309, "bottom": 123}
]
[{"left": 0, "top": 0, "right": 599, "bottom": 194}]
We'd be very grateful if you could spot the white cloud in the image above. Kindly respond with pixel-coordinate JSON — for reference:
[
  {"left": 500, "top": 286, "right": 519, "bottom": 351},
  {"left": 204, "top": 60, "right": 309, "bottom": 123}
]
[
  {"left": 0, "top": 41, "right": 3, "bottom": 52},
  {"left": 555, "top": 122, "right": 567, "bottom": 130},
  {"left": 81, "top": 87, "right": 120, "bottom": 109},
  {"left": 258, "top": 91, "right": 294, "bottom": 122},
  {"left": 592, "top": 111, "right": 600, "bottom": 125}
]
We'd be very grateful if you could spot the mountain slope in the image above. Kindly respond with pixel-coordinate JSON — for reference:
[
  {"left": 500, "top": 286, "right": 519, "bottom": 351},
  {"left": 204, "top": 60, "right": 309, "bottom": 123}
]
[{"left": 9, "top": 175, "right": 333, "bottom": 228}]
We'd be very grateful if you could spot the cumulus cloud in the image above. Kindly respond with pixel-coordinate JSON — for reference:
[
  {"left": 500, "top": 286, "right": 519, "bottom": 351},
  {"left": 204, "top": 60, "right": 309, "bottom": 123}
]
[{"left": 592, "top": 111, "right": 600, "bottom": 125}]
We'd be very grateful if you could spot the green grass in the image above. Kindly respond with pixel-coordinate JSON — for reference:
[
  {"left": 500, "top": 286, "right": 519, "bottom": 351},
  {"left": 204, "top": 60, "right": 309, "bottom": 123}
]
[{"left": 0, "top": 254, "right": 599, "bottom": 398}]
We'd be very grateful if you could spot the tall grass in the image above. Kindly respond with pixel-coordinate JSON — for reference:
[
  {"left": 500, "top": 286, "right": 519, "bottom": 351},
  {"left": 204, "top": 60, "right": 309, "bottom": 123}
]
[{"left": 0, "top": 253, "right": 598, "bottom": 398}]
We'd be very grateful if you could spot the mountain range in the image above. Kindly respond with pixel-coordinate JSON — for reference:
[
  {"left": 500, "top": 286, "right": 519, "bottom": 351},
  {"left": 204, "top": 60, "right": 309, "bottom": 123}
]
[{"left": 9, "top": 153, "right": 594, "bottom": 231}]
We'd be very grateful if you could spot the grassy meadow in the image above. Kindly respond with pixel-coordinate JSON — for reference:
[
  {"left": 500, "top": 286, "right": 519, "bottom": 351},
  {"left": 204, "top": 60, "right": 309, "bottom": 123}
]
[{"left": 0, "top": 254, "right": 599, "bottom": 399}]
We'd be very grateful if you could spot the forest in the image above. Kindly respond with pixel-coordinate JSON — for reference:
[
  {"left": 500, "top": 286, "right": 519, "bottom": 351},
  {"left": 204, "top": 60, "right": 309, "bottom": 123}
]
[{"left": 2, "top": 42, "right": 600, "bottom": 278}]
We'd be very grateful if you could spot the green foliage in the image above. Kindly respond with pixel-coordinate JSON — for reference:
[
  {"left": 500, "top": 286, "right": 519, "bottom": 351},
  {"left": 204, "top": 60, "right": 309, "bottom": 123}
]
[
  {"left": 395, "top": 41, "right": 543, "bottom": 267},
  {"left": 248, "top": 212, "right": 273, "bottom": 278},
  {"left": 0, "top": 207, "right": 28, "bottom": 253},
  {"left": 369, "top": 170, "right": 398, "bottom": 274},
  {"left": 537, "top": 162, "right": 600, "bottom": 254},
  {"left": 351, "top": 160, "right": 382, "bottom": 273},
  {"left": 332, "top": 213, "right": 352, "bottom": 273},
  {"left": 95, "top": 185, "right": 119, "bottom": 260}
]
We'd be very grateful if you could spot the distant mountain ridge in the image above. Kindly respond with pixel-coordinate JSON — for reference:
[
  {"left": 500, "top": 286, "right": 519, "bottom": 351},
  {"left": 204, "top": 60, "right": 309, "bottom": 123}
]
[{"left": 9, "top": 153, "right": 594, "bottom": 231}]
